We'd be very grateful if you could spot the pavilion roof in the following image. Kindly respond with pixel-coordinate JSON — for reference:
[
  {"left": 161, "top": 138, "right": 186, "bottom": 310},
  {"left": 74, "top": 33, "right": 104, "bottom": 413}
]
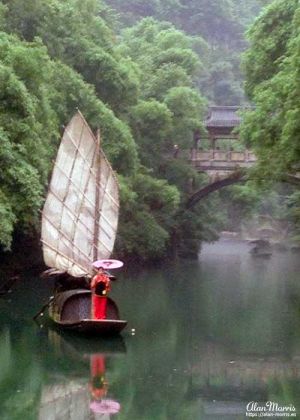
[{"left": 205, "top": 106, "right": 241, "bottom": 128}]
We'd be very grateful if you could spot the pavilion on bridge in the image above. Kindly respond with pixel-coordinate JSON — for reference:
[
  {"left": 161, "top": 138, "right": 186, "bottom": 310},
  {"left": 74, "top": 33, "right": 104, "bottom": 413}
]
[{"left": 191, "top": 106, "right": 256, "bottom": 174}]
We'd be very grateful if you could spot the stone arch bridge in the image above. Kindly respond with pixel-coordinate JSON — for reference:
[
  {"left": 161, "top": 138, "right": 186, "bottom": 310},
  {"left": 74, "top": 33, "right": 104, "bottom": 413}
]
[
  {"left": 187, "top": 106, "right": 255, "bottom": 208},
  {"left": 186, "top": 106, "right": 299, "bottom": 208}
]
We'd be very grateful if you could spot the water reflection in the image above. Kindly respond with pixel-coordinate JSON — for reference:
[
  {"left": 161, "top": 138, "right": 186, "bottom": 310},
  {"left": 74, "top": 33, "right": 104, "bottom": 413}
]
[
  {"left": 39, "top": 330, "right": 125, "bottom": 419},
  {"left": 112, "top": 241, "right": 300, "bottom": 418},
  {"left": 1, "top": 241, "right": 300, "bottom": 418}
]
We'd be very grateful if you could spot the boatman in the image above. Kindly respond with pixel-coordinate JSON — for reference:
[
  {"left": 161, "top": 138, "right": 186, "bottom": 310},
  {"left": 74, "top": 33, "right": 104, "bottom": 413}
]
[{"left": 90, "top": 267, "right": 111, "bottom": 319}]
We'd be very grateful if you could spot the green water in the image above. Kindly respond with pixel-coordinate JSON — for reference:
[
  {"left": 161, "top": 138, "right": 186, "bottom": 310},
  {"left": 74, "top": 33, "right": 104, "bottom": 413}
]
[{"left": 1, "top": 240, "right": 300, "bottom": 419}]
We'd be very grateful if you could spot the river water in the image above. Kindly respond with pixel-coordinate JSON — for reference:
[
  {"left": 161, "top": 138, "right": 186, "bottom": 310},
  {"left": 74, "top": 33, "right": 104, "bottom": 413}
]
[{"left": 0, "top": 240, "right": 300, "bottom": 419}]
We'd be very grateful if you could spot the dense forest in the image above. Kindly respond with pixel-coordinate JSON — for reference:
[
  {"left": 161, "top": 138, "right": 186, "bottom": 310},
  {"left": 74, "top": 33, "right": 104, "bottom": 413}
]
[
  {"left": 0, "top": 0, "right": 299, "bottom": 262},
  {"left": 240, "top": 0, "right": 300, "bottom": 244}
]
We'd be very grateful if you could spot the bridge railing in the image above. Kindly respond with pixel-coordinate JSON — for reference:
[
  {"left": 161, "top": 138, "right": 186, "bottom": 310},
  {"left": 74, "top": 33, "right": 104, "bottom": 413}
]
[
  {"left": 190, "top": 149, "right": 256, "bottom": 172},
  {"left": 190, "top": 149, "right": 256, "bottom": 162}
]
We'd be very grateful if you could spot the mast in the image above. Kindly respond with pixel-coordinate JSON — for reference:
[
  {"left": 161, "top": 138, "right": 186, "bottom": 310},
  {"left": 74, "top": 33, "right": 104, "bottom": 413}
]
[{"left": 93, "top": 129, "right": 101, "bottom": 262}]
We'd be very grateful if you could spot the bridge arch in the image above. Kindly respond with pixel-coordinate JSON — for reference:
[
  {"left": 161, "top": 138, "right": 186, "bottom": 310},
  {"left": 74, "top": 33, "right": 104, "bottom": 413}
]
[
  {"left": 186, "top": 172, "right": 300, "bottom": 210},
  {"left": 186, "top": 171, "right": 246, "bottom": 210}
]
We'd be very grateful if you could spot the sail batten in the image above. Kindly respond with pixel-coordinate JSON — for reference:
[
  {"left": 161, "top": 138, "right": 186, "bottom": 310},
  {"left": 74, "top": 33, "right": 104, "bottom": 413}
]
[
  {"left": 47, "top": 188, "right": 95, "bottom": 237},
  {"left": 42, "top": 213, "right": 93, "bottom": 262},
  {"left": 53, "top": 152, "right": 119, "bottom": 208},
  {"left": 41, "top": 112, "right": 119, "bottom": 277},
  {"left": 41, "top": 240, "right": 88, "bottom": 274},
  {"left": 48, "top": 187, "right": 116, "bottom": 246}
]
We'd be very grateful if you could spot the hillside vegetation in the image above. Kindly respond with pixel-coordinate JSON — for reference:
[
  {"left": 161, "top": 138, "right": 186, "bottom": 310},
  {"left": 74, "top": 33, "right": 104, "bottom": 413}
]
[{"left": 1, "top": 0, "right": 298, "bottom": 259}]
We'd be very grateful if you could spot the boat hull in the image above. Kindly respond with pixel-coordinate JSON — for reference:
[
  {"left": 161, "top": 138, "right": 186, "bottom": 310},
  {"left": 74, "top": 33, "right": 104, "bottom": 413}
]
[
  {"left": 48, "top": 289, "right": 127, "bottom": 335},
  {"left": 250, "top": 248, "right": 272, "bottom": 258},
  {"left": 53, "top": 319, "right": 127, "bottom": 334}
]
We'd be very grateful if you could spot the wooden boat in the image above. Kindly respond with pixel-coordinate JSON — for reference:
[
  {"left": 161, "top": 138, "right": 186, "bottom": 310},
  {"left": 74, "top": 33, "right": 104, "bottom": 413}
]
[
  {"left": 48, "top": 327, "right": 127, "bottom": 357},
  {"left": 49, "top": 289, "right": 127, "bottom": 334},
  {"left": 250, "top": 247, "right": 272, "bottom": 258},
  {"left": 40, "top": 111, "right": 127, "bottom": 334},
  {"left": 249, "top": 239, "right": 272, "bottom": 258}
]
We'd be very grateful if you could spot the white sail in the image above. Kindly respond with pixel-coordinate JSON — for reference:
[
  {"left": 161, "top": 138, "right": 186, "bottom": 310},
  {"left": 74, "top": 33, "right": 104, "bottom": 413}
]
[{"left": 41, "top": 111, "right": 119, "bottom": 277}]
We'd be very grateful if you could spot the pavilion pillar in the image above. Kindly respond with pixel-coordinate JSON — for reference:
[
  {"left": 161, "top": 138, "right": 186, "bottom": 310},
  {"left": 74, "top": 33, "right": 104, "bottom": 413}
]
[{"left": 193, "top": 129, "right": 201, "bottom": 148}]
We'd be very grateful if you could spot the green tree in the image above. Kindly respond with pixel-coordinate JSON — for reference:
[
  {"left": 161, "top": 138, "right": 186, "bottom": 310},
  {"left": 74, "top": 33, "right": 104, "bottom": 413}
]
[
  {"left": 3, "top": 0, "right": 140, "bottom": 114},
  {"left": 116, "top": 174, "right": 180, "bottom": 261},
  {"left": 0, "top": 1, "right": 143, "bottom": 251},
  {"left": 50, "top": 62, "right": 139, "bottom": 175},
  {"left": 238, "top": 0, "right": 300, "bottom": 244},
  {"left": 108, "top": 0, "right": 262, "bottom": 105},
  {"left": 241, "top": 0, "right": 300, "bottom": 177},
  {"left": 243, "top": 0, "right": 297, "bottom": 98},
  {"left": 120, "top": 18, "right": 206, "bottom": 164},
  {"left": 129, "top": 99, "right": 173, "bottom": 168},
  {"left": 0, "top": 0, "right": 252, "bottom": 259},
  {"left": 0, "top": 33, "right": 56, "bottom": 249},
  {"left": 164, "top": 86, "right": 206, "bottom": 147}
]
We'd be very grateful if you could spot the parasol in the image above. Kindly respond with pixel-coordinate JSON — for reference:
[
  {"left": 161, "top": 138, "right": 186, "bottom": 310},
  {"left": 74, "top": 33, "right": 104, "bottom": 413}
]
[{"left": 92, "top": 259, "right": 124, "bottom": 270}]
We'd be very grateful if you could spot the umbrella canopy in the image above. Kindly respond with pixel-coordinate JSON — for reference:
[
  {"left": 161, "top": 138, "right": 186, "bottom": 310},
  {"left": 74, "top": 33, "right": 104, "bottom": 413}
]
[
  {"left": 90, "top": 399, "right": 121, "bottom": 414},
  {"left": 92, "top": 259, "right": 124, "bottom": 270}
]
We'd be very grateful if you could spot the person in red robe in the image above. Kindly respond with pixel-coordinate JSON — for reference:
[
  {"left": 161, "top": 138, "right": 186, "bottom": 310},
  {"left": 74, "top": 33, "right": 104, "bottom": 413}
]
[{"left": 91, "top": 267, "right": 111, "bottom": 319}]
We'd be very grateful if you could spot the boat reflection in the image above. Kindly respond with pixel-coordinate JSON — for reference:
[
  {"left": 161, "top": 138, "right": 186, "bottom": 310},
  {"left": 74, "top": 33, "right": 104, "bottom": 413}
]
[{"left": 39, "top": 329, "right": 125, "bottom": 419}]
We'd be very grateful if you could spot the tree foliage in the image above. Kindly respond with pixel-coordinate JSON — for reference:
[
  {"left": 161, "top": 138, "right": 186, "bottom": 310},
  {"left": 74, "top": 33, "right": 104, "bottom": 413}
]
[
  {"left": 241, "top": 0, "right": 300, "bottom": 177},
  {"left": 109, "top": 0, "right": 262, "bottom": 105},
  {"left": 243, "top": 0, "right": 297, "bottom": 98},
  {"left": 237, "top": 0, "right": 300, "bottom": 243},
  {"left": 116, "top": 174, "right": 180, "bottom": 261},
  {"left": 0, "top": 1, "right": 140, "bottom": 249},
  {"left": 0, "top": 0, "right": 268, "bottom": 258},
  {"left": 3, "top": 0, "right": 140, "bottom": 114},
  {"left": 0, "top": 33, "right": 56, "bottom": 248},
  {"left": 0, "top": 0, "right": 209, "bottom": 259},
  {"left": 119, "top": 18, "right": 206, "bottom": 167}
]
